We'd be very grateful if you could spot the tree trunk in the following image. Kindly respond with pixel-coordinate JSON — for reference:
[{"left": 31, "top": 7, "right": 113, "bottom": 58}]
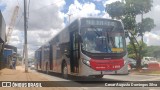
[
  {"left": 128, "top": 34, "right": 138, "bottom": 59},
  {"left": 136, "top": 13, "right": 144, "bottom": 70},
  {"left": 128, "top": 31, "right": 142, "bottom": 70}
]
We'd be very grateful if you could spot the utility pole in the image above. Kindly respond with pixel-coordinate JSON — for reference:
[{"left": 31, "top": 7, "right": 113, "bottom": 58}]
[
  {"left": 22, "top": 45, "right": 25, "bottom": 66},
  {"left": 24, "top": 0, "right": 28, "bottom": 72},
  {"left": 67, "top": 14, "right": 72, "bottom": 24}
]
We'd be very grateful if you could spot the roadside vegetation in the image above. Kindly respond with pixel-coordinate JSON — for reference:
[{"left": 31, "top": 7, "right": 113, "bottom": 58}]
[{"left": 106, "top": 0, "right": 155, "bottom": 69}]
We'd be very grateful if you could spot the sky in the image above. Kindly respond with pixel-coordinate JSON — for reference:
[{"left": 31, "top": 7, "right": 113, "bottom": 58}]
[{"left": 0, "top": 0, "right": 160, "bottom": 58}]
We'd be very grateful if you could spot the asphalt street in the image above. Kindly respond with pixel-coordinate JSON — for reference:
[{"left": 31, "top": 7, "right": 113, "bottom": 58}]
[{"left": 31, "top": 69, "right": 160, "bottom": 90}]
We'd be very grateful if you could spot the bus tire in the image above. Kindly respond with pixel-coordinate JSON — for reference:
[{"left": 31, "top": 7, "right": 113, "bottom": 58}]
[
  {"left": 95, "top": 75, "right": 103, "bottom": 78},
  {"left": 62, "top": 62, "right": 68, "bottom": 79}
]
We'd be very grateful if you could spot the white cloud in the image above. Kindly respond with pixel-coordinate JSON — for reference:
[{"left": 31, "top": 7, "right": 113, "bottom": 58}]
[
  {"left": 138, "top": 0, "right": 160, "bottom": 46},
  {"left": 1, "top": 0, "right": 66, "bottom": 57},
  {"left": 8, "top": 29, "right": 23, "bottom": 48},
  {"left": 101, "top": 10, "right": 111, "bottom": 18},
  {"left": 94, "top": 0, "right": 103, "bottom": 2},
  {"left": 66, "top": 0, "right": 101, "bottom": 23},
  {"left": 10, "top": 36, "right": 19, "bottom": 42},
  {"left": 1, "top": 0, "right": 66, "bottom": 31},
  {"left": 144, "top": 32, "right": 160, "bottom": 46},
  {"left": 104, "top": 0, "right": 160, "bottom": 46},
  {"left": 141, "top": 0, "right": 160, "bottom": 31},
  {"left": 2, "top": 0, "right": 160, "bottom": 58},
  {"left": 154, "top": 5, "right": 160, "bottom": 11},
  {"left": 104, "top": 0, "right": 121, "bottom": 6}
]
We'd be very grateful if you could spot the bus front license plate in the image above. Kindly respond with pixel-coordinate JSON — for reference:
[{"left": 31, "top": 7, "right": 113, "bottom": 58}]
[{"left": 102, "top": 71, "right": 113, "bottom": 74}]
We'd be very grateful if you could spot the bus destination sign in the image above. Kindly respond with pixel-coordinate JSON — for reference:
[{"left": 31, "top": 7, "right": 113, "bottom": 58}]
[{"left": 81, "top": 19, "right": 119, "bottom": 27}]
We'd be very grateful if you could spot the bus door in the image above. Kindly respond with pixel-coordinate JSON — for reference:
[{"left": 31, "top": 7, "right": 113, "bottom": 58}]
[
  {"left": 70, "top": 31, "right": 79, "bottom": 73},
  {"left": 49, "top": 44, "right": 53, "bottom": 70},
  {"left": 40, "top": 50, "right": 42, "bottom": 69}
]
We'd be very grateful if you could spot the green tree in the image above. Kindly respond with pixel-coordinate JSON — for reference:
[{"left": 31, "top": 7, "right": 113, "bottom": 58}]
[
  {"left": 127, "top": 41, "right": 147, "bottom": 59},
  {"left": 106, "top": 1, "right": 125, "bottom": 19},
  {"left": 106, "top": 0, "right": 155, "bottom": 69},
  {"left": 145, "top": 46, "right": 160, "bottom": 58},
  {"left": 153, "top": 50, "right": 160, "bottom": 59},
  {"left": 136, "top": 18, "right": 155, "bottom": 40}
]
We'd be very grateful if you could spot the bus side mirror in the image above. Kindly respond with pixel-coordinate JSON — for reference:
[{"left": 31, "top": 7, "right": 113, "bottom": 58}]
[
  {"left": 64, "top": 50, "right": 70, "bottom": 57},
  {"left": 125, "top": 30, "right": 129, "bottom": 38}
]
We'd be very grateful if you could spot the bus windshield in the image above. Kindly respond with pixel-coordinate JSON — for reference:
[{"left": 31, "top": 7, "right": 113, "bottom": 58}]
[{"left": 81, "top": 26, "right": 125, "bottom": 53}]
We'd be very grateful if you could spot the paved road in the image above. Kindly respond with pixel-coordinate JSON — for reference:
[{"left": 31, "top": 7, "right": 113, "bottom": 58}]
[
  {"left": 103, "top": 74, "right": 160, "bottom": 81},
  {"left": 31, "top": 69, "right": 160, "bottom": 90}
]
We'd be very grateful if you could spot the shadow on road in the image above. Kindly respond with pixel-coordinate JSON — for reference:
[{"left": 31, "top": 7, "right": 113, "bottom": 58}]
[
  {"left": 38, "top": 70, "right": 123, "bottom": 81},
  {"left": 35, "top": 70, "right": 129, "bottom": 87}
]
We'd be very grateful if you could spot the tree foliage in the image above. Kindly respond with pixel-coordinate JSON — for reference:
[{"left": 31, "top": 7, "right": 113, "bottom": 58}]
[
  {"left": 125, "top": 0, "right": 153, "bottom": 15},
  {"left": 106, "top": 0, "right": 155, "bottom": 69},
  {"left": 127, "top": 41, "right": 147, "bottom": 59},
  {"left": 106, "top": 1, "right": 125, "bottom": 19},
  {"left": 136, "top": 18, "right": 155, "bottom": 35},
  {"left": 145, "top": 46, "right": 160, "bottom": 58}
]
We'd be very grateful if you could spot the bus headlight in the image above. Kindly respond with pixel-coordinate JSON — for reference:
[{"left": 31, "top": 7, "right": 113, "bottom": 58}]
[
  {"left": 123, "top": 54, "right": 128, "bottom": 65},
  {"left": 82, "top": 59, "right": 90, "bottom": 66},
  {"left": 124, "top": 60, "right": 127, "bottom": 64}
]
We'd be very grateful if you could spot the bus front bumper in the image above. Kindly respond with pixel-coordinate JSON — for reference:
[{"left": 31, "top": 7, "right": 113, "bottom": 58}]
[{"left": 79, "top": 60, "right": 129, "bottom": 76}]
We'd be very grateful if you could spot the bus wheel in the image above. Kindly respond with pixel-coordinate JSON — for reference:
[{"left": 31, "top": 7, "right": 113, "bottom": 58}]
[
  {"left": 95, "top": 75, "right": 103, "bottom": 78},
  {"left": 62, "top": 63, "right": 68, "bottom": 79}
]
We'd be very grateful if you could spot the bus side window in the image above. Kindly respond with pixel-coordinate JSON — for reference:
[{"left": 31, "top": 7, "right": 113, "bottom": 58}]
[{"left": 56, "top": 50, "right": 60, "bottom": 59}]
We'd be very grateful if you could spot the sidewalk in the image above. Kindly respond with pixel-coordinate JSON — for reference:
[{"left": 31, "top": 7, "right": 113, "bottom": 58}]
[{"left": 0, "top": 66, "right": 69, "bottom": 90}]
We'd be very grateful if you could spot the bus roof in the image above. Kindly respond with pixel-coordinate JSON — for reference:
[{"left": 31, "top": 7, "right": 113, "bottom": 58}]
[{"left": 35, "top": 17, "right": 123, "bottom": 51}]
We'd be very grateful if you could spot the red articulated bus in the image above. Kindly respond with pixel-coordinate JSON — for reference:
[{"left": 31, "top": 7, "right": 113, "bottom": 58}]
[{"left": 35, "top": 17, "right": 128, "bottom": 78}]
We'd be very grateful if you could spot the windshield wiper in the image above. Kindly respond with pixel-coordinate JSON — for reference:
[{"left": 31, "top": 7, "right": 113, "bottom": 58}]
[
  {"left": 90, "top": 25, "right": 101, "bottom": 37},
  {"left": 106, "top": 32, "right": 109, "bottom": 43},
  {"left": 90, "top": 25, "right": 105, "bottom": 44}
]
